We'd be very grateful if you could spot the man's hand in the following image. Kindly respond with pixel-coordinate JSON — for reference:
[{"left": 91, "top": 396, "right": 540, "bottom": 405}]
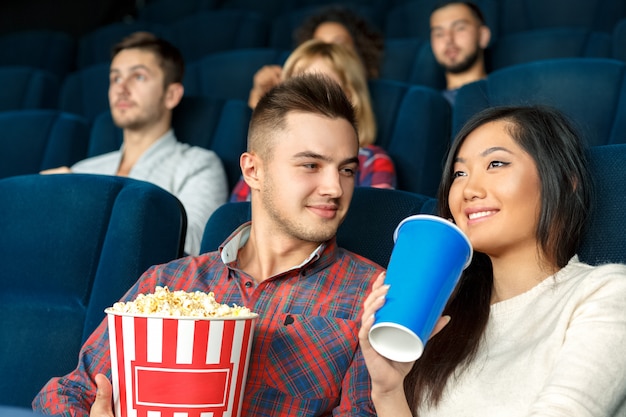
[{"left": 90, "top": 373, "right": 114, "bottom": 417}]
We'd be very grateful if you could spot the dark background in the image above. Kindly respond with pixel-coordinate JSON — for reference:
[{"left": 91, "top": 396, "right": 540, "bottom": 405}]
[{"left": 0, "top": 0, "right": 138, "bottom": 37}]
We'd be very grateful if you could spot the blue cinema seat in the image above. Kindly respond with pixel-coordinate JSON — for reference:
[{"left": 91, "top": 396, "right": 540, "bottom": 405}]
[
  {"left": 166, "top": 10, "right": 270, "bottom": 62},
  {"left": 0, "top": 110, "right": 90, "bottom": 179},
  {"left": 614, "top": 18, "right": 626, "bottom": 62},
  {"left": 380, "top": 37, "right": 445, "bottom": 89},
  {"left": 0, "top": 30, "right": 76, "bottom": 80},
  {"left": 579, "top": 144, "right": 626, "bottom": 266},
  {"left": 497, "top": 0, "right": 626, "bottom": 36},
  {"left": 486, "top": 27, "right": 612, "bottom": 72},
  {"left": 369, "top": 79, "right": 452, "bottom": 197},
  {"left": 200, "top": 186, "right": 438, "bottom": 268},
  {"left": 453, "top": 58, "right": 626, "bottom": 146},
  {"left": 76, "top": 21, "right": 170, "bottom": 69},
  {"left": 0, "top": 173, "right": 186, "bottom": 408},
  {"left": 88, "top": 96, "right": 251, "bottom": 191},
  {"left": 0, "top": 66, "right": 60, "bottom": 111},
  {"left": 58, "top": 62, "right": 110, "bottom": 122},
  {"left": 184, "top": 48, "right": 288, "bottom": 101}
]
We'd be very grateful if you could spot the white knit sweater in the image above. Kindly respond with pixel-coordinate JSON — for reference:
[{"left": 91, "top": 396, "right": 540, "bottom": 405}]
[{"left": 418, "top": 256, "right": 626, "bottom": 417}]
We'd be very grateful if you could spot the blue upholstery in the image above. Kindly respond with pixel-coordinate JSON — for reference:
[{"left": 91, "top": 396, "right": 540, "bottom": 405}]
[
  {"left": 0, "top": 110, "right": 90, "bottom": 179},
  {"left": 137, "top": 0, "right": 219, "bottom": 23},
  {"left": 453, "top": 58, "right": 626, "bottom": 146},
  {"left": 201, "top": 187, "right": 437, "bottom": 267},
  {"left": 0, "top": 66, "right": 60, "bottom": 111},
  {"left": 381, "top": 38, "right": 445, "bottom": 89},
  {"left": 0, "top": 30, "right": 76, "bottom": 80},
  {"left": 384, "top": 0, "right": 500, "bottom": 41},
  {"left": 579, "top": 144, "right": 626, "bottom": 266},
  {"left": 497, "top": 0, "right": 626, "bottom": 35},
  {"left": 184, "top": 48, "right": 288, "bottom": 101},
  {"left": 486, "top": 27, "right": 612, "bottom": 72},
  {"left": 76, "top": 21, "right": 169, "bottom": 69},
  {"left": 58, "top": 62, "right": 110, "bottom": 122},
  {"left": 369, "top": 79, "right": 451, "bottom": 196},
  {"left": 88, "top": 96, "right": 250, "bottom": 191},
  {"left": 166, "top": 10, "right": 270, "bottom": 62},
  {"left": 614, "top": 18, "right": 626, "bottom": 62},
  {"left": 0, "top": 173, "right": 186, "bottom": 407}
]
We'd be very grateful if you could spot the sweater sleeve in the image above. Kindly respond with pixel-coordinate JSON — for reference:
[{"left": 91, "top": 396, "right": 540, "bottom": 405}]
[{"left": 528, "top": 263, "right": 626, "bottom": 416}]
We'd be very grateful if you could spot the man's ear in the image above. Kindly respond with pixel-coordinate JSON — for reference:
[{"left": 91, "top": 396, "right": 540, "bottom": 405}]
[
  {"left": 164, "top": 82, "right": 184, "bottom": 109},
  {"left": 478, "top": 25, "right": 491, "bottom": 49},
  {"left": 240, "top": 152, "right": 262, "bottom": 191}
]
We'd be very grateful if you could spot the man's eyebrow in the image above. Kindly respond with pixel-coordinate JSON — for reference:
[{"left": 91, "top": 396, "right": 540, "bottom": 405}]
[
  {"left": 292, "top": 152, "right": 359, "bottom": 166},
  {"left": 109, "top": 64, "right": 152, "bottom": 74},
  {"left": 431, "top": 18, "right": 472, "bottom": 31}
]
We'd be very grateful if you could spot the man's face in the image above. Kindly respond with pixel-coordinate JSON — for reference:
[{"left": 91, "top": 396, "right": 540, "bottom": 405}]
[
  {"left": 257, "top": 111, "right": 359, "bottom": 244},
  {"left": 430, "top": 3, "right": 487, "bottom": 74},
  {"left": 108, "top": 48, "right": 170, "bottom": 130}
]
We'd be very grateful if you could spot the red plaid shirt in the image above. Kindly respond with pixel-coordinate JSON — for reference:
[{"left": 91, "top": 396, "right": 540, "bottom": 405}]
[
  {"left": 33, "top": 223, "right": 383, "bottom": 417},
  {"left": 230, "top": 145, "right": 396, "bottom": 202}
]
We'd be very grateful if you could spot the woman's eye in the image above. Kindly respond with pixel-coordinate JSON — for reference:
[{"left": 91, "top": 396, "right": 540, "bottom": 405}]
[
  {"left": 452, "top": 170, "right": 466, "bottom": 178},
  {"left": 303, "top": 163, "right": 317, "bottom": 170},
  {"left": 135, "top": 74, "right": 146, "bottom": 81},
  {"left": 488, "top": 161, "right": 509, "bottom": 169}
]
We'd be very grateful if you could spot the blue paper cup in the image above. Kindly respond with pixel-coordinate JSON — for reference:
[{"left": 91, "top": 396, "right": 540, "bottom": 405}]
[{"left": 368, "top": 214, "right": 472, "bottom": 362}]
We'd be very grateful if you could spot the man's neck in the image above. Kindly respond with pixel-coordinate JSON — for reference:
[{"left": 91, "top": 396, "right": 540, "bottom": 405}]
[
  {"left": 117, "top": 123, "right": 171, "bottom": 176},
  {"left": 445, "top": 64, "right": 487, "bottom": 91},
  {"left": 237, "top": 221, "right": 323, "bottom": 284}
]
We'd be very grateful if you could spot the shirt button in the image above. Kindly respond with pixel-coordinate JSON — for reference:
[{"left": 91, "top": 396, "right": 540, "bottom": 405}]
[{"left": 244, "top": 281, "right": 253, "bottom": 288}]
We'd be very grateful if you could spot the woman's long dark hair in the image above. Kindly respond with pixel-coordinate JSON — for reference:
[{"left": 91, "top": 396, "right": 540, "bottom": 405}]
[{"left": 404, "top": 105, "right": 593, "bottom": 410}]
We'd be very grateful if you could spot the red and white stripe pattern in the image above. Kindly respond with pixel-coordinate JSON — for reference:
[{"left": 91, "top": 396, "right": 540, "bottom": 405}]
[{"left": 107, "top": 313, "right": 256, "bottom": 417}]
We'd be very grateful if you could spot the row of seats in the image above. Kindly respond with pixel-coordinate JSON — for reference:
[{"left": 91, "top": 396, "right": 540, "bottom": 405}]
[
  {"left": 2, "top": 21, "right": 626, "bottom": 113},
  {"left": 3, "top": 6, "right": 626, "bottom": 80},
  {"left": 136, "top": 0, "right": 626, "bottom": 42},
  {"left": 2, "top": 57, "right": 626, "bottom": 197},
  {"left": 0, "top": 97, "right": 251, "bottom": 192},
  {"left": 3, "top": 141, "right": 625, "bottom": 408}
]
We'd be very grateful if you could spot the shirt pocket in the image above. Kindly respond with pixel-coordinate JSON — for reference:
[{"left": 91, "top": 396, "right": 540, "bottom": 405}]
[{"left": 263, "top": 314, "right": 359, "bottom": 399}]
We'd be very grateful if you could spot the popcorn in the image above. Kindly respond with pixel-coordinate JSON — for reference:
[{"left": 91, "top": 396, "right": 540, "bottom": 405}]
[{"left": 107, "top": 286, "right": 253, "bottom": 318}]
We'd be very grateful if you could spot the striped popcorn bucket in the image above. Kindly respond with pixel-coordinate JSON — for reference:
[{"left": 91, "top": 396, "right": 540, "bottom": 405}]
[{"left": 106, "top": 311, "right": 258, "bottom": 417}]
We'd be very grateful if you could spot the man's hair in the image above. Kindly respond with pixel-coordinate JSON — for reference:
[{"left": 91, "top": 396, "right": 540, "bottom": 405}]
[
  {"left": 431, "top": 1, "right": 487, "bottom": 25},
  {"left": 248, "top": 73, "right": 358, "bottom": 160},
  {"left": 111, "top": 31, "right": 184, "bottom": 87}
]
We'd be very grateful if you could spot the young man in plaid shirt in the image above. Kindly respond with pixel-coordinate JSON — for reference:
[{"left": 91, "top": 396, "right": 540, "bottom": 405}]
[{"left": 33, "top": 74, "right": 384, "bottom": 417}]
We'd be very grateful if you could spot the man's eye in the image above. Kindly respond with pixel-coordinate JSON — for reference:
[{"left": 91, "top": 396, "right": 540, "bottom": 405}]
[
  {"left": 135, "top": 74, "right": 146, "bottom": 81},
  {"left": 340, "top": 167, "right": 356, "bottom": 177}
]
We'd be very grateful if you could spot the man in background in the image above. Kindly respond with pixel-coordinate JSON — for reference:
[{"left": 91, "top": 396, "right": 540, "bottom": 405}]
[{"left": 430, "top": 1, "right": 491, "bottom": 105}]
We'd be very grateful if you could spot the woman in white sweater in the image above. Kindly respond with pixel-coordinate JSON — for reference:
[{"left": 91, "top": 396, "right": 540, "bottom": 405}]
[{"left": 359, "top": 105, "right": 626, "bottom": 416}]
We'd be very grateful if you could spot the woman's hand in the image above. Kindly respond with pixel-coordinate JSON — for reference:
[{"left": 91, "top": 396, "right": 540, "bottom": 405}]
[{"left": 359, "top": 272, "right": 451, "bottom": 395}]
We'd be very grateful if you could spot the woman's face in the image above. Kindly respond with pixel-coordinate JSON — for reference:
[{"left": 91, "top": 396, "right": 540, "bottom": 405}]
[
  {"left": 447, "top": 120, "right": 542, "bottom": 258},
  {"left": 313, "top": 22, "right": 355, "bottom": 48}
]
